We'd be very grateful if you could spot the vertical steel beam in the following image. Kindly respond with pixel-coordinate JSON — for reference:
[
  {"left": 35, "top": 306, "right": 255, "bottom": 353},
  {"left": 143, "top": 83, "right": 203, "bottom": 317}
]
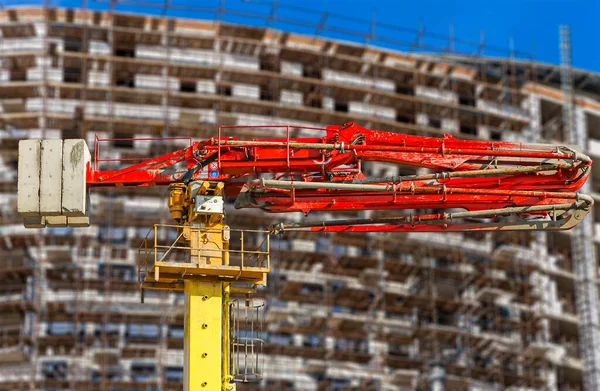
[
  {"left": 560, "top": 25, "right": 574, "bottom": 142},
  {"left": 184, "top": 280, "right": 223, "bottom": 391},
  {"left": 570, "top": 111, "right": 600, "bottom": 391},
  {"left": 560, "top": 25, "right": 600, "bottom": 391}
]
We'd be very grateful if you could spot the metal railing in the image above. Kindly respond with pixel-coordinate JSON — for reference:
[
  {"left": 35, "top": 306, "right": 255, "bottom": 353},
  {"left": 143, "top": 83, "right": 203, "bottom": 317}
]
[
  {"left": 93, "top": 134, "right": 192, "bottom": 171},
  {"left": 216, "top": 124, "right": 327, "bottom": 173},
  {"left": 137, "top": 224, "right": 271, "bottom": 287},
  {"left": 80, "top": 0, "right": 534, "bottom": 60}
]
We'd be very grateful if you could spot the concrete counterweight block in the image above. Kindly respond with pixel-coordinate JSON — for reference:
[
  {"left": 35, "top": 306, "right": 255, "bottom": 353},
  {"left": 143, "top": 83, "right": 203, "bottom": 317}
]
[
  {"left": 39, "top": 140, "right": 63, "bottom": 216},
  {"left": 46, "top": 216, "right": 68, "bottom": 228},
  {"left": 68, "top": 190, "right": 91, "bottom": 227},
  {"left": 17, "top": 140, "right": 41, "bottom": 216},
  {"left": 18, "top": 139, "right": 92, "bottom": 228},
  {"left": 62, "top": 139, "right": 90, "bottom": 217},
  {"left": 23, "top": 216, "right": 45, "bottom": 229},
  {"left": 68, "top": 216, "right": 90, "bottom": 227}
]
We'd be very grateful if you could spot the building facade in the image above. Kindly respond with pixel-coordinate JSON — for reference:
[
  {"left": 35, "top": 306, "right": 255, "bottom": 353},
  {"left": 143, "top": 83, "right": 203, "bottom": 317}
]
[{"left": 1, "top": 5, "right": 600, "bottom": 390}]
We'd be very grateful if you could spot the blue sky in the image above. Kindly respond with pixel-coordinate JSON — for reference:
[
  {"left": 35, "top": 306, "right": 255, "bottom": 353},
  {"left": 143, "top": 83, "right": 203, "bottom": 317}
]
[{"left": 7, "top": 0, "right": 600, "bottom": 73}]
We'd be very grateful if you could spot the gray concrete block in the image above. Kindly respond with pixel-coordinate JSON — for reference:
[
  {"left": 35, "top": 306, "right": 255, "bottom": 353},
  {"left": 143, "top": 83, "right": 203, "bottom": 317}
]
[
  {"left": 68, "top": 192, "right": 90, "bottom": 227},
  {"left": 46, "top": 216, "right": 68, "bottom": 228},
  {"left": 23, "top": 216, "right": 45, "bottom": 228},
  {"left": 67, "top": 216, "right": 90, "bottom": 227},
  {"left": 17, "top": 140, "right": 41, "bottom": 216},
  {"left": 62, "top": 139, "right": 90, "bottom": 216},
  {"left": 39, "top": 140, "right": 63, "bottom": 216}
]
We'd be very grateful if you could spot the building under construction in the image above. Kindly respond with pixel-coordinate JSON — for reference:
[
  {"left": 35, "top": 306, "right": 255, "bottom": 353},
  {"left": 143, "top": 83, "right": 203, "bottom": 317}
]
[{"left": 1, "top": 2, "right": 600, "bottom": 390}]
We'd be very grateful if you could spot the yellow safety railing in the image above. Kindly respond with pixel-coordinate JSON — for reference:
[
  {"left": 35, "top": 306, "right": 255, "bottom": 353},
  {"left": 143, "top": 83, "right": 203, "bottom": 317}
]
[{"left": 137, "top": 224, "right": 271, "bottom": 289}]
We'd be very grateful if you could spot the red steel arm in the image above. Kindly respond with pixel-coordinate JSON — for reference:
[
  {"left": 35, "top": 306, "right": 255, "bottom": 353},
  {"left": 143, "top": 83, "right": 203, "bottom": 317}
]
[{"left": 87, "top": 122, "right": 593, "bottom": 231}]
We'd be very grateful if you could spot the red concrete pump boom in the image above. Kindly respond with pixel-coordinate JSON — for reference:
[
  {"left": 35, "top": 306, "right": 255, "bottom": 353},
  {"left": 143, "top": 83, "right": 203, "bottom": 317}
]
[{"left": 83, "top": 122, "right": 592, "bottom": 233}]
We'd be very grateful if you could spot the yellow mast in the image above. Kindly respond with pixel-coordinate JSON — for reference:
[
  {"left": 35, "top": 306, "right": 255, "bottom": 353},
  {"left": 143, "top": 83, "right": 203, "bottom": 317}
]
[
  {"left": 184, "top": 280, "right": 223, "bottom": 390},
  {"left": 138, "top": 181, "right": 269, "bottom": 391}
]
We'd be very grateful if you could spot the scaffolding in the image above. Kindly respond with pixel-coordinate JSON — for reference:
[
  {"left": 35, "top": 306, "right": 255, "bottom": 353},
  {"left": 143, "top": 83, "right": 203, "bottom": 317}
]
[{"left": 1, "top": 1, "right": 600, "bottom": 390}]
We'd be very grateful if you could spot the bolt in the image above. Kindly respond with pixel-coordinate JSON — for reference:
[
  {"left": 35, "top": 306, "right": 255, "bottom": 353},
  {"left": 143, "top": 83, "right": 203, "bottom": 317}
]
[
  {"left": 202, "top": 295, "right": 208, "bottom": 301},
  {"left": 202, "top": 353, "right": 208, "bottom": 358},
  {"left": 202, "top": 323, "right": 208, "bottom": 329},
  {"left": 201, "top": 382, "right": 207, "bottom": 387}
]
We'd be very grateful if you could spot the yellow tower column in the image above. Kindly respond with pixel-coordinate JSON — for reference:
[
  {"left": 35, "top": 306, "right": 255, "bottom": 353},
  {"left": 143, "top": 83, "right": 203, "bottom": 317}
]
[
  {"left": 162, "top": 181, "right": 251, "bottom": 391},
  {"left": 183, "top": 280, "right": 222, "bottom": 391}
]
